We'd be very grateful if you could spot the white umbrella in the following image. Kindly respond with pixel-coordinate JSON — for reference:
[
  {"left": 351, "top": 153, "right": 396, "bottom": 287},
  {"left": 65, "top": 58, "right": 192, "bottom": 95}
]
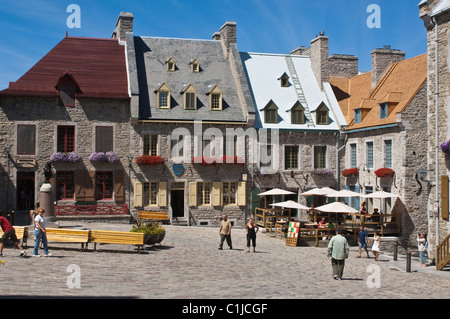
[
  {"left": 301, "top": 187, "right": 335, "bottom": 196},
  {"left": 258, "top": 188, "right": 295, "bottom": 196},
  {"left": 326, "top": 189, "right": 361, "bottom": 198},
  {"left": 270, "top": 200, "right": 309, "bottom": 210},
  {"left": 314, "top": 201, "right": 359, "bottom": 214},
  {"left": 363, "top": 191, "right": 399, "bottom": 198}
]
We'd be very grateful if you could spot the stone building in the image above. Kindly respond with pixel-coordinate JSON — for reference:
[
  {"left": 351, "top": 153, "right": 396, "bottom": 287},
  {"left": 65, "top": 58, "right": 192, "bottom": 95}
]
[
  {"left": 0, "top": 36, "right": 131, "bottom": 221},
  {"left": 419, "top": 0, "right": 450, "bottom": 258},
  {"left": 118, "top": 13, "right": 256, "bottom": 227},
  {"left": 329, "top": 51, "right": 428, "bottom": 249},
  {"left": 241, "top": 49, "right": 347, "bottom": 216}
]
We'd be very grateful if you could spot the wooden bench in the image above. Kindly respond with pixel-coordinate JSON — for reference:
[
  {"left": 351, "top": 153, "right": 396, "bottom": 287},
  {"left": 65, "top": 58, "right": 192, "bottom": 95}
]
[
  {"left": 138, "top": 211, "right": 170, "bottom": 223},
  {"left": 0, "top": 226, "right": 29, "bottom": 248},
  {"left": 88, "top": 230, "right": 144, "bottom": 253},
  {"left": 45, "top": 228, "right": 90, "bottom": 251}
]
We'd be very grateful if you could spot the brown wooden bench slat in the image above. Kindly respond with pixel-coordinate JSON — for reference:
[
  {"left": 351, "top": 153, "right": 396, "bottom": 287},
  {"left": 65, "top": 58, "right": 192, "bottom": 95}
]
[
  {"left": 88, "top": 230, "right": 144, "bottom": 253},
  {"left": 0, "top": 226, "right": 29, "bottom": 248},
  {"left": 138, "top": 211, "right": 169, "bottom": 221},
  {"left": 44, "top": 228, "right": 89, "bottom": 251}
]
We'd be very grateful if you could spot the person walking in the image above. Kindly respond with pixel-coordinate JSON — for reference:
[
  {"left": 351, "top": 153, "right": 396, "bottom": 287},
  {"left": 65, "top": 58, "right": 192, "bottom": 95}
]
[
  {"left": 219, "top": 214, "right": 232, "bottom": 250},
  {"left": 357, "top": 225, "right": 369, "bottom": 258},
  {"left": 417, "top": 232, "right": 427, "bottom": 267},
  {"left": 327, "top": 228, "right": 349, "bottom": 280},
  {"left": 245, "top": 218, "right": 259, "bottom": 253},
  {"left": 33, "top": 207, "right": 53, "bottom": 257},
  {"left": 370, "top": 231, "right": 381, "bottom": 261},
  {"left": 0, "top": 216, "right": 26, "bottom": 257}
]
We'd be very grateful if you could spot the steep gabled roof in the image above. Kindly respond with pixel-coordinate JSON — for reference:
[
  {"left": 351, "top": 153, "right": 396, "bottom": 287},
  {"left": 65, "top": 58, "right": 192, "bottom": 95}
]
[
  {"left": 0, "top": 37, "right": 129, "bottom": 99},
  {"left": 330, "top": 53, "right": 427, "bottom": 131},
  {"left": 131, "top": 36, "right": 248, "bottom": 122},
  {"left": 241, "top": 52, "right": 345, "bottom": 131}
]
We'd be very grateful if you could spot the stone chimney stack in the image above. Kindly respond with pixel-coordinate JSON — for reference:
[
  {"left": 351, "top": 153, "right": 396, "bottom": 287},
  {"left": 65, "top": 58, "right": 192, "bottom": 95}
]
[
  {"left": 112, "top": 12, "right": 134, "bottom": 42},
  {"left": 219, "top": 21, "right": 237, "bottom": 57},
  {"left": 371, "top": 45, "right": 405, "bottom": 88},
  {"left": 309, "top": 31, "right": 329, "bottom": 86},
  {"left": 212, "top": 32, "right": 221, "bottom": 41}
]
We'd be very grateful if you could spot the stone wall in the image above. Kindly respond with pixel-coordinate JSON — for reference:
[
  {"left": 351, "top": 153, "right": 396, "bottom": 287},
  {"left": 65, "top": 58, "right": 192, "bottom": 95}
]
[
  {"left": 340, "top": 84, "right": 428, "bottom": 249},
  {"left": 0, "top": 96, "right": 131, "bottom": 214}
]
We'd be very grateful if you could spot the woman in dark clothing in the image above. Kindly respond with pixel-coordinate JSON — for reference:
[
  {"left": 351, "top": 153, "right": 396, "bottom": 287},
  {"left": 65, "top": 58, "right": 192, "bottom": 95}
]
[{"left": 245, "top": 218, "right": 259, "bottom": 253}]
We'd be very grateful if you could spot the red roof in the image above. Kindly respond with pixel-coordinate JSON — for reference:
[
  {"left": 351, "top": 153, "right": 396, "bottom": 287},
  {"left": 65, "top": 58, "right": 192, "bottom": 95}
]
[{"left": 0, "top": 37, "right": 129, "bottom": 99}]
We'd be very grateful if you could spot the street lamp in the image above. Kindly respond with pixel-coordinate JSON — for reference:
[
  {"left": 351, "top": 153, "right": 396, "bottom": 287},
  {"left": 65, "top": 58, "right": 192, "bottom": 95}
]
[
  {"left": 128, "top": 155, "right": 134, "bottom": 224},
  {"left": 4, "top": 145, "right": 11, "bottom": 216}
]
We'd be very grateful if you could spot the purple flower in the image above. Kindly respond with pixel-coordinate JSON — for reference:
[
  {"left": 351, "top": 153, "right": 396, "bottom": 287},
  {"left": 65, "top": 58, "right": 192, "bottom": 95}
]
[
  {"left": 89, "top": 152, "right": 120, "bottom": 163},
  {"left": 311, "top": 169, "right": 334, "bottom": 176},
  {"left": 440, "top": 140, "right": 450, "bottom": 154},
  {"left": 50, "top": 152, "right": 81, "bottom": 163}
]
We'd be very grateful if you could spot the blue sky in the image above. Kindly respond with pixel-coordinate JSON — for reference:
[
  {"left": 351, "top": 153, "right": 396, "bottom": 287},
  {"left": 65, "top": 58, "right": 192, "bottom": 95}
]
[{"left": 0, "top": 0, "right": 427, "bottom": 90}]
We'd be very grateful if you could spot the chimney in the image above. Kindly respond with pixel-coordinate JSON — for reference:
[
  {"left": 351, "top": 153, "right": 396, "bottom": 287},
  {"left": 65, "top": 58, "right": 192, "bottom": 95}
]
[
  {"left": 212, "top": 32, "right": 221, "bottom": 41},
  {"left": 112, "top": 12, "right": 134, "bottom": 42},
  {"left": 371, "top": 45, "right": 405, "bottom": 88},
  {"left": 219, "top": 21, "right": 237, "bottom": 57},
  {"left": 309, "top": 31, "right": 329, "bottom": 87}
]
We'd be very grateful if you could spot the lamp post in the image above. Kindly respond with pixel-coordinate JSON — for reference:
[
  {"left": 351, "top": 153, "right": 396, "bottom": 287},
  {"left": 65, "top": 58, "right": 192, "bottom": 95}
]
[
  {"left": 128, "top": 155, "right": 134, "bottom": 224},
  {"left": 4, "top": 145, "right": 11, "bottom": 216}
]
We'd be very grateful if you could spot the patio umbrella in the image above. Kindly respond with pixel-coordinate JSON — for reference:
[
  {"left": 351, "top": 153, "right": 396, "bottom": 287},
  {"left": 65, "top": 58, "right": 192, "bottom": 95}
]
[
  {"left": 270, "top": 200, "right": 309, "bottom": 210},
  {"left": 326, "top": 189, "right": 361, "bottom": 198},
  {"left": 301, "top": 187, "right": 335, "bottom": 196},
  {"left": 314, "top": 201, "right": 359, "bottom": 214},
  {"left": 363, "top": 191, "right": 399, "bottom": 198},
  {"left": 258, "top": 188, "right": 295, "bottom": 196}
]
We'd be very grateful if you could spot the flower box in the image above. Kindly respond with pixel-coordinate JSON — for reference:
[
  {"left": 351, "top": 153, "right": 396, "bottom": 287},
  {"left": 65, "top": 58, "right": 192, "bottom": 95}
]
[
  {"left": 374, "top": 167, "right": 395, "bottom": 178},
  {"left": 341, "top": 167, "right": 359, "bottom": 177},
  {"left": 50, "top": 152, "right": 82, "bottom": 163},
  {"left": 89, "top": 152, "right": 120, "bottom": 163},
  {"left": 136, "top": 155, "right": 165, "bottom": 165},
  {"left": 440, "top": 139, "right": 450, "bottom": 154},
  {"left": 310, "top": 169, "right": 334, "bottom": 176}
]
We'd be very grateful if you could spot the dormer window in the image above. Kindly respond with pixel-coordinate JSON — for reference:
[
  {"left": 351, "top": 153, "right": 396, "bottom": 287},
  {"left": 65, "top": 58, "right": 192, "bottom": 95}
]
[
  {"left": 208, "top": 85, "right": 223, "bottom": 111},
  {"left": 290, "top": 101, "right": 305, "bottom": 124},
  {"left": 379, "top": 103, "right": 388, "bottom": 119},
  {"left": 181, "top": 84, "right": 197, "bottom": 110},
  {"left": 316, "top": 102, "right": 329, "bottom": 125},
  {"left": 262, "top": 100, "right": 278, "bottom": 124},
  {"left": 166, "top": 57, "right": 176, "bottom": 72},
  {"left": 190, "top": 58, "right": 200, "bottom": 73},
  {"left": 354, "top": 109, "right": 362, "bottom": 123},
  {"left": 55, "top": 72, "right": 81, "bottom": 107},
  {"left": 278, "top": 73, "right": 290, "bottom": 87},
  {"left": 155, "top": 83, "right": 171, "bottom": 109}
]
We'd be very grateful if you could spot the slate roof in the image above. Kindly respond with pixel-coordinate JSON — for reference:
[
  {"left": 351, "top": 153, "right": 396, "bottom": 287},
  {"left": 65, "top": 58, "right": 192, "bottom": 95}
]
[
  {"left": 240, "top": 52, "right": 346, "bottom": 130},
  {"left": 130, "top": 36, "right": 248, "bottom": 122},
  {"left": 0, "top": 37, "right": 129, "bottom": 99},
  {"left": 329, "top": 54, "right": 427, "bottom": 131}
]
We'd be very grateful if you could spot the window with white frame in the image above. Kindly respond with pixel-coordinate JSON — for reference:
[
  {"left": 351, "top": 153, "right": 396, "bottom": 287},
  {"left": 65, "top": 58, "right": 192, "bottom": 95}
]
[
  {"left": 366, "top": 141, "right": 374, "bottom": 169},
  {"left": 384, "top": 140, "right": 392, "bottom": 167}
]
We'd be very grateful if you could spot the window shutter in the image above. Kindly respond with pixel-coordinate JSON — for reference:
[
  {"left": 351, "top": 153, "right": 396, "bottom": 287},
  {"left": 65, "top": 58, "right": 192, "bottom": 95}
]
[
  {"left": 114, "top": 170, "right": 125, "bottom": 203},
  {"left": 441, "top": 175, "right": 449, "bottom": 219},
  {"left": 189, "top": 182, "right": 197, "bottom": 206},
  {"left": 134, "top": 182, "right": 143, "bottom": 207},
  {"left": 237, "top": 182, "right": 246, "bottom": 206},
  {"left": 75, "top": 170, "right": 94, "bottom": 202},
  {"left": 212, "top": 182, "right": 223, "bottom": 206},
  {"left": 159, "top": 182, "right": 167, "bottom": 207},
  {"left": 354, "top": 186, "right": 360, "bottom": 210}
]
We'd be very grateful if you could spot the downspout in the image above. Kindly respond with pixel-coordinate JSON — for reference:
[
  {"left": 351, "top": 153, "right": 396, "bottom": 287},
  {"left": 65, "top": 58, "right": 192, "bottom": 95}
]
[{"left": 432, "top": 17, "right": 440, "bottom": 246}]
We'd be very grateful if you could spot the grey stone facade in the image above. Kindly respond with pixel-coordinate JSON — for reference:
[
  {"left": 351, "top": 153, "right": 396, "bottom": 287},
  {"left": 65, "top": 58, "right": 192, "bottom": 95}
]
[
  {"left": 419, "top": 0, "right": 450, "bottom": 254},
  {"left": 340, "top": 85, "right": 428, "bottom": 249},
  {"left": 0, "top": 95, "right": 131, "bottom": 216}
]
